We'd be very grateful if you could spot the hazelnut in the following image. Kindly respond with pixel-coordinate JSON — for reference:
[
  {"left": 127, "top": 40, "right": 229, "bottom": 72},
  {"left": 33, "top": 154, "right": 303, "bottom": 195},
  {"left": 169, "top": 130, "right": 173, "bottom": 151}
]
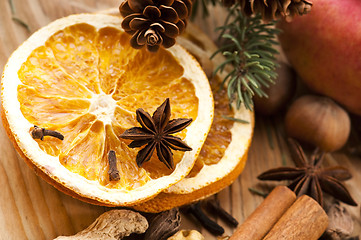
[{"left": 285, "top": 95, "right": 350, "bottom": 152}]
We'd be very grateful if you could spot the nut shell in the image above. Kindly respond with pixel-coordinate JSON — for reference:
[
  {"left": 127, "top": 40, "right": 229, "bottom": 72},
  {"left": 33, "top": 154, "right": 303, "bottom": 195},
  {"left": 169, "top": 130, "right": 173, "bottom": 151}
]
[{"left": 285, "top": 95, "right": 350, "bottom": 152}]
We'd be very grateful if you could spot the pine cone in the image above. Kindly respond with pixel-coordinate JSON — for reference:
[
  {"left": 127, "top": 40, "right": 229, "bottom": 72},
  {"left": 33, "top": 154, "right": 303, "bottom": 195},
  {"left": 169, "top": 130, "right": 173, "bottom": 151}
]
[
  {"left": 119, "top": 0, "right": 192, "bottom": 52},
  {"left": 224, "top": 0, "right": 312, "bottom": 21}
]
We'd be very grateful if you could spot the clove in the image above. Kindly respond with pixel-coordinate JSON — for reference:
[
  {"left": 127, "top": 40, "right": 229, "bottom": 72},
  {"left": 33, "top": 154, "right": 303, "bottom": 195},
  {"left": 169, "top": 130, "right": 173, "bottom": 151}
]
[
  {"left": 186, "top": 202, "right": 225, "bottom": 236},
  {"left": 108, "top": 150, "right": 120, "bottom": 181},
  {"left": 31, "top": 125, "right": 64, "bottom": 140},
  {"left": 204, "top": 199, "right": 238, "bottom": 228}
]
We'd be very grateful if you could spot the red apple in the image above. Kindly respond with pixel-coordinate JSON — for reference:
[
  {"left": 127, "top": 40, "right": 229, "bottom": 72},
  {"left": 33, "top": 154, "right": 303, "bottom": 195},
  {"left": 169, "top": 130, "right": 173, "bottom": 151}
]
[{"left": 278, "top": 0, "right": 361, "bottom": 115}]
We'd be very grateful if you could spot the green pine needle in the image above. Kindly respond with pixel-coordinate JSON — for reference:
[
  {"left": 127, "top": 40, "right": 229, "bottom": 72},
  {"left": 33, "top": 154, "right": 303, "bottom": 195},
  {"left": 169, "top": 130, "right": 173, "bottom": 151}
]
[
  {"left": 212, "top": 4, "right": 281, "bottom": 110},
  {"left": 8, "top": 0, "right": 16, "bottom": 14},
  {"left": 12, "top": 17, "right": 30, "bottom": 32},
  {"left": 221, "top": 115, "right": 249, "bottom": 124}
]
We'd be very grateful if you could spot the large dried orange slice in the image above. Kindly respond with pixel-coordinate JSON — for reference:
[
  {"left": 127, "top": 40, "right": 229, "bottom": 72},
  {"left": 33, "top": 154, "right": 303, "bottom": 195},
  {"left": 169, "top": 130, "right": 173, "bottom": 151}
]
[
  {"left": 1, "top": 14, "right": 213, "bottom": 206},
  {"left": 132, "top": 27, "right": 254, "bottom": 212}
]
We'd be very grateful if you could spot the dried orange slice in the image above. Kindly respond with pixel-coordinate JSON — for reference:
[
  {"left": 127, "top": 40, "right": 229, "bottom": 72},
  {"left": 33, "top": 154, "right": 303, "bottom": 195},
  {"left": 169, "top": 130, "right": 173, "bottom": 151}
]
[
  {"left": 132, "top": 27, "right": 254, "bottom": 212},
  {"left": 1, "top": 14, "right": 213, "bottom": 206}
]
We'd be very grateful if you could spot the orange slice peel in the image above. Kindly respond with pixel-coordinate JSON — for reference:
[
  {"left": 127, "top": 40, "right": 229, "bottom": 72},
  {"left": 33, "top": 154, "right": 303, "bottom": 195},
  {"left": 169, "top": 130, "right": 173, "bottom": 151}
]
[{"left": 1, "top": 13, "right": 214, "bottom": 206}]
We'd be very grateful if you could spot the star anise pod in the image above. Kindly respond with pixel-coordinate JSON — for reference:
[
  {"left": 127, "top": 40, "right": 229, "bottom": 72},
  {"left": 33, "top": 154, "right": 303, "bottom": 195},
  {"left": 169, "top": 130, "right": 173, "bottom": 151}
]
[
  {"left": 258, "top": 138, "right": 357, "bottom": 206},
  {"left": 120, "top": 98, "right": 192, "bottom": 169}
]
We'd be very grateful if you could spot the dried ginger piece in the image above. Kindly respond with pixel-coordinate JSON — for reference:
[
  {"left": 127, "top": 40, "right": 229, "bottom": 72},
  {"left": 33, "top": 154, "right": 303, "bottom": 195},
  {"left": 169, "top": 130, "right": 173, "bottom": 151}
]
[{"left": 54, "top": 209, "right": 148, "bottom": 240}]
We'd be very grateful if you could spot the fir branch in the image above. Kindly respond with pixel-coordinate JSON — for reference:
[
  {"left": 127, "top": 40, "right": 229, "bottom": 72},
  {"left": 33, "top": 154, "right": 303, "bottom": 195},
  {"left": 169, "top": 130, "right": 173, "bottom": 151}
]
[{"left": 212, "top": 4, "right": 281, "bottom": 110}]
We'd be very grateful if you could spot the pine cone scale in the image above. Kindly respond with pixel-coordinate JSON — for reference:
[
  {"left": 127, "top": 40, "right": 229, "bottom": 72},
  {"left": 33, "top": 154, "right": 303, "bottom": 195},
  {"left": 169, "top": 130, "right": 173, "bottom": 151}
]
[
  {"left": 182, "top": 0, "right": 193, "bottom": 16},
  {"left": 122, "top": 14, "right": 143, "bottom": 32},
  {"left": 224, "top": 0, "right": 312, "bottom": 21},
  {"left": 176, "top": 20, "right": 185, "bottom": 34},
  {"left": 159, "top": 0, "right": 175, "bottom": 6},
  {"left": 144, "top": 6, "right": 161, "bottom": 19},
  {"left": 137, "top": 29, "right": 163, "bottom": 47},
  {"left": 151, "top": 23, "right": 166, "bottom": 33},
  {"left": 161, "top": 22, "right": 180, "bottom": 38},
  {"left": 282, "top": 0, "right": 292, "bottom": 12},
  {"left": 130, "top": 32, "right": 145, "bottom": 49},
  {"left": 172, "top": 0, "right": 188, "bottom": 19},
  {"left": 129, "top": 18, "right": 151, "bottom": 31},
  {"left": 147, "top": 30, "right": 163, "bottom": 45},
  {"left": 147, "top": 45, "right": 160, "bottom": 52},
  {"left": 137, "top": 30, "right": 147, "bottom": 45},
  {"left": 119, "top": 2, "right": 133, "bottom": 16},
  {"left": 160, "top": 34, "right": 176, "bottom": 48},
  {"left": 128, "top": 0, "right": 154, "bottom": 12},
  {"left": 159, "top": 6, "right": 180, "bottom": 23}
]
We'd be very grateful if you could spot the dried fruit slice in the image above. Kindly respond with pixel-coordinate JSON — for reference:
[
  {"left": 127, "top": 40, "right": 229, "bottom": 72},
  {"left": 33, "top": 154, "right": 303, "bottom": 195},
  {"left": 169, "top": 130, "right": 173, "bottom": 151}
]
[
  {"left": 1, "top": 14, "right": 213, "bottom": 206},
  {"left": 132, "top": 25, "right": 254, "bottom": 212}
]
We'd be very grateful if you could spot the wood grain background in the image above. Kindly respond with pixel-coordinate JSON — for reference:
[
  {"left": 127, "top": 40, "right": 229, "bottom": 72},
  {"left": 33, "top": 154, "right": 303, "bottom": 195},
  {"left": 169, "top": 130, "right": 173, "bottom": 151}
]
[{"left": 0, "top": 0, "right": 360, "bottom": 239}]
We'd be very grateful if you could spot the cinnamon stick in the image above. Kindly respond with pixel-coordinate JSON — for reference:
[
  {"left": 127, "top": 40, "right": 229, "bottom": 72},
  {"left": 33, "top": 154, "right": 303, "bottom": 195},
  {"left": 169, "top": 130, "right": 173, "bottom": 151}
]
[
  {"left": 263, "top": 195, "right": 329, "bottom": 240},
  {"left": 229, "top": 186, "right": 296, "bottom": 240}
]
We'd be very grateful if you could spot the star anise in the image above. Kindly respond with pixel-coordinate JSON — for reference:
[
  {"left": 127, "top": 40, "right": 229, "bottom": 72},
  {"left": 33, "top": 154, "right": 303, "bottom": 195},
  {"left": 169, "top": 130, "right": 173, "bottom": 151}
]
[
  {"left": 119, "top": 98, "right": 192, "bottom": 169},
  {"left": 258, "top": 138, "right": 357, "bottom": 206}
]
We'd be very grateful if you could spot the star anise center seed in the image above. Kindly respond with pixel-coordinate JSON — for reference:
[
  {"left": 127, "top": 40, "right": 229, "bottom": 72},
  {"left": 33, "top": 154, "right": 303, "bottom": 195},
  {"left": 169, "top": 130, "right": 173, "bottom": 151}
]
[{"left": 154, "top": 134, "right": 163, "bottom": 142}]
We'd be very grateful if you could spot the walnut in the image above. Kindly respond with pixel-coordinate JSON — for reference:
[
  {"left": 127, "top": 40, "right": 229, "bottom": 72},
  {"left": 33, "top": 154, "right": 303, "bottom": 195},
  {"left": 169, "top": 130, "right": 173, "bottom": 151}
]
[
  {"left": 54, "top": 209, "right": 148, "bottom": 240},
  {"left": 168, "top": 230, "right": 205, "bottom": 240}
]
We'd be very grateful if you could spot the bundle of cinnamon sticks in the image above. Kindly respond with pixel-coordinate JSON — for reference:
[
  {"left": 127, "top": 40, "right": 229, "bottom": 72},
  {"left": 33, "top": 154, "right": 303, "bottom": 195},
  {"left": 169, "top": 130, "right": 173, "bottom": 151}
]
[{"left": 229, "top": 186, "right": 329, "bottom": 240}]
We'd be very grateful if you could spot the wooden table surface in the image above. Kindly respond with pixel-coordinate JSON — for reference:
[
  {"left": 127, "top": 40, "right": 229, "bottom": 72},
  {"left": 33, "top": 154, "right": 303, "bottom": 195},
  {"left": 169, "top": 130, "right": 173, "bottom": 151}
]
[{"left": 0, "top": 0, "right": 360, "bottom": 239}]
